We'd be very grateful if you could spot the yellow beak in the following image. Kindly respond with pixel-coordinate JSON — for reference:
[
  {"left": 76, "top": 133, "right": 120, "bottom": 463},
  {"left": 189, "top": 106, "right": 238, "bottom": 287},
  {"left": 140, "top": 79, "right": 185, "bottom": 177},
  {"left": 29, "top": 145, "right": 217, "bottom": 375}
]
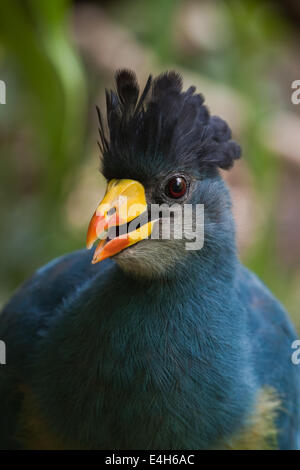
[{"left": 86, "top": 179, "right": 155, "bottom": 264}]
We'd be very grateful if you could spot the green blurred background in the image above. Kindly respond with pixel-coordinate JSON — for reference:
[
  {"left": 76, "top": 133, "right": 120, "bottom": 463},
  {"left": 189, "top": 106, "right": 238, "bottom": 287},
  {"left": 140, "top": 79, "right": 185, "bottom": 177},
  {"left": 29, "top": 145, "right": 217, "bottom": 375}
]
[{"left": 0, "top": 0, "right": 300, "bottom": 328}]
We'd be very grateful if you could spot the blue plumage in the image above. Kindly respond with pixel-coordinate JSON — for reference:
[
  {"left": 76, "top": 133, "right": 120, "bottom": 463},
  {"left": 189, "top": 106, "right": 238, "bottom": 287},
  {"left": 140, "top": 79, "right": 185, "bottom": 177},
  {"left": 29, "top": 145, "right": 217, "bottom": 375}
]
[{"left": 0, "top": 70, "right": 299, "bottom": 449}]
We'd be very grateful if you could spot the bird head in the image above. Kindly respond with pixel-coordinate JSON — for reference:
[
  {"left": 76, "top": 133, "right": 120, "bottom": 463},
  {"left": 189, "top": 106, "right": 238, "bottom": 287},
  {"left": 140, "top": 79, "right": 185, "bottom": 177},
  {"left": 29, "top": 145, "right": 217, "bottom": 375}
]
[{"left": 87, "top": 70, "right": 241, "bottom": 279}]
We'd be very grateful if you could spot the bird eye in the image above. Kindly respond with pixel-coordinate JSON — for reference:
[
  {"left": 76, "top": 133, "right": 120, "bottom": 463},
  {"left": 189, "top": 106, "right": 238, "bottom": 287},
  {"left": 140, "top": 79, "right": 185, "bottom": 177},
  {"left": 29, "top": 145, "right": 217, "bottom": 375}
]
[{"left": 166, "top": 176, "right": 187, "bottom": 199}]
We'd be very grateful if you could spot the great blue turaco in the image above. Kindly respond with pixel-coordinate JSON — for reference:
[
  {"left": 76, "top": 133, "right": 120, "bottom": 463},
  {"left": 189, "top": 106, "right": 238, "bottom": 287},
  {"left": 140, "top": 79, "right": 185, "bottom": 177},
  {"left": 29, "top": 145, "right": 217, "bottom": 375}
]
[{"left": 0, "top": 70, "right": 299, "bottom": 450}]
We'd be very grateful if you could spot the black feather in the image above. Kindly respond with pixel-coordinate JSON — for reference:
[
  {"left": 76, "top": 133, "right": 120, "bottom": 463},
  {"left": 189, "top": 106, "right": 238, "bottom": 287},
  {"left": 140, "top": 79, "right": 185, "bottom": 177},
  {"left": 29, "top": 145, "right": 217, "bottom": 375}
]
[
  {"left": 115, "top": 69, "right": 139, "bottom": 110},
  {"left": 97, "top": 69, "right": 241, "bottom": 181},
  {"left": 134, "top": 74, "right": 152, "bottom": 118},
  {"left": 152, "top": 71, "right": 183, "bottom": 98}
]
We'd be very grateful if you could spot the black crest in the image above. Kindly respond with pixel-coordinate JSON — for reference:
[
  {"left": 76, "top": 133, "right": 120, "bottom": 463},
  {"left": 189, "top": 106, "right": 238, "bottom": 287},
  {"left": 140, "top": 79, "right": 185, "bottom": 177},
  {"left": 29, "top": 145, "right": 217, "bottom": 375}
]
[{"left": 97, "top": 69, "right": 241, "bottom": 181}]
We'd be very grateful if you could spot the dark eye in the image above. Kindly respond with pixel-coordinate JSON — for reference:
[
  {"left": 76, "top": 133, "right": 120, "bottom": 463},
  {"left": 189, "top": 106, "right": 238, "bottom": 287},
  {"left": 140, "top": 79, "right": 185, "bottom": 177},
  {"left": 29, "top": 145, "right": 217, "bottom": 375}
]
[{"left": 166, "top": 176, "right": 187, "bottom": 199}]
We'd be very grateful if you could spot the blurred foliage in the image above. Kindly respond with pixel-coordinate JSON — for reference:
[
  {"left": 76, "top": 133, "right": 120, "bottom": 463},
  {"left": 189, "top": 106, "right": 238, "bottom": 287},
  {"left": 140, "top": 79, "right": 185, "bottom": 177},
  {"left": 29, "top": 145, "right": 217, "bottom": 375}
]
[
  {"left": 0, "top": 0, "right": 299, "bottom": 330},
  {"left": 0, "top": 0, "right": 87, "bottom": 299}
]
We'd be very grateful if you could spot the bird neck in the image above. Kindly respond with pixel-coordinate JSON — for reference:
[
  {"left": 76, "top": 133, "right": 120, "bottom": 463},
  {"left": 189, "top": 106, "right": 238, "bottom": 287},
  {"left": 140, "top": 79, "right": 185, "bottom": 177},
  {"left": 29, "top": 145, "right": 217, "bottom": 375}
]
[
  {"left": 103, "top": 232, "right": 240, "bottom": 329},
  {"left": 130, "top": 226, "right": 239, "bottom": 297}
]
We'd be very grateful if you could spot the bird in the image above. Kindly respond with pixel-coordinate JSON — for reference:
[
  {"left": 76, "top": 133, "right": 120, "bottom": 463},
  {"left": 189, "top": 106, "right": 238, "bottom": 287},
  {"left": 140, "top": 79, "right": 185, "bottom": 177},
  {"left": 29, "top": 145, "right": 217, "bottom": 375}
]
[{"left": 0, "top": 69, "right": 299, "bottom": 450}]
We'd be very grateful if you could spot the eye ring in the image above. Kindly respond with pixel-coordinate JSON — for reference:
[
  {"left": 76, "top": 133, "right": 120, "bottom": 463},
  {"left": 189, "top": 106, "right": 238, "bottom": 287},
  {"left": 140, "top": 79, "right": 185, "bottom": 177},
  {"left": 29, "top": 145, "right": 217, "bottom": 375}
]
[{"left": 165, "top": 176, "right": 187, "bottom": 199}]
